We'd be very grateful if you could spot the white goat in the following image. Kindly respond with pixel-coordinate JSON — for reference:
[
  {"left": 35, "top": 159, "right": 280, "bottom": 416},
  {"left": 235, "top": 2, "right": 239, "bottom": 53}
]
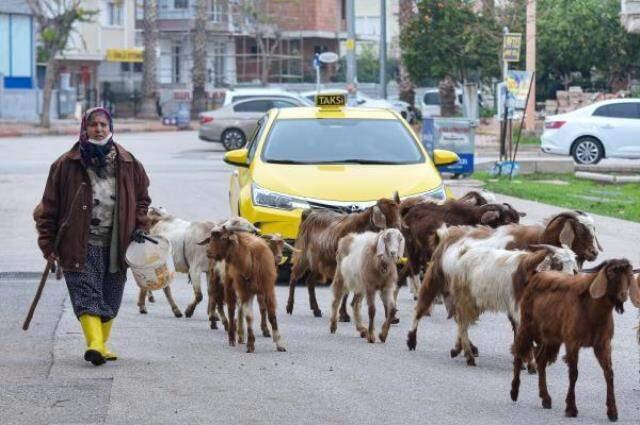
[{"left": 330, "top": 228, "right": 405, "bottom": 343}]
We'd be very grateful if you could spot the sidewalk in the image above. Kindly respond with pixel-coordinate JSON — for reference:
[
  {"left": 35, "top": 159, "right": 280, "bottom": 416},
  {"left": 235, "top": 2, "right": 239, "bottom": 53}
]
[{"left": 0, "top": 119, "right": 197, "bottom": 138}]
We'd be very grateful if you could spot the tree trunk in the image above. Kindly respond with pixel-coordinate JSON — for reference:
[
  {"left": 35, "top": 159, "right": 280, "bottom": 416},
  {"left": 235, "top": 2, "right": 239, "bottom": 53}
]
[
  {"left": 191, "top": 0, "right": 208, "bottom": 119},
  {"left": 40, "top": 59, "right": 59, "bottom": 128},
  {"left": 140, "top": 0, "right": 159, "bottom": 119},
  {"left": 438, "top": 75, "right": 456, "bottom": 117},
  {"left": 397, "top": 0, "right": 415, "bottom": 106}
]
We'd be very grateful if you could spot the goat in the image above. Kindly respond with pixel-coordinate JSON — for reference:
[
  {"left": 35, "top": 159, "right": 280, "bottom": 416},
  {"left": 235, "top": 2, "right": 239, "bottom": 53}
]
[
  {"left": 400, "top": 200, "right": 525, "bottom": 297},
  {"left": 330, "top": 229, "right": 405, "bottom": 343},
  {"left": 140, "top": 207, "right": 257, "bottom": 327},
  {"left": 407, "top": 225, "right": 579, "bottom": 366},
  {"left": 199, "top": 227, "right": 286, "bottom": 353},
  {"left": 510, "top": 259, "right": 640, "bottom": 422},
  {"left": 287, "top": 194, "right": 401, "bottom": 321}
]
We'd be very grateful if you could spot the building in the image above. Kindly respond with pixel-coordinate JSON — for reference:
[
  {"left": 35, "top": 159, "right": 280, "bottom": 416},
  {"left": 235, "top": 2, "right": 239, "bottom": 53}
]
[
  {"left": 352, "top": 0, "right": 400, "bottom": 59},
  {"left": 0, "top": 1, "right": 38, "bottom": 121}
]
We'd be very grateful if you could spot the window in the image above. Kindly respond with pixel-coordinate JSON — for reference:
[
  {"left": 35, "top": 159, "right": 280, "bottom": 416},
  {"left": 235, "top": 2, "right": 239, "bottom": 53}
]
[
  {"left": 174, "top": 0, "right": 189, "bottom": 9},
  {"left": 211, "top": 0, "right": 223, "bottom": 23},
  {"left": 233, "top": 100, "right": 273, "bottom": 113},
  {"left": 423, "top": 92, "right": 440, "bottom": 105},
  {"left": 121, "top": 62, "right": 131, "bottom": 72},
  {"left": 172, "top": 44, "right": 181, "bottom": 83},
  {"left": 103, "top": 1, "right": 124, "bottom": 26},
  {"left": 272, "top": 100, "right": 298, "bottom": 108},
  {"left": 134, "top": 62, "right": 143, "bottom": 73},
  {"left": 213, "top": 41, "right": 225, "bottom": 85},
  {"left": 247, "top": 116, "right": 267, "bottom": 161},
  {"left": 593, "top": 103, "right": 640, "bottom": 119}
]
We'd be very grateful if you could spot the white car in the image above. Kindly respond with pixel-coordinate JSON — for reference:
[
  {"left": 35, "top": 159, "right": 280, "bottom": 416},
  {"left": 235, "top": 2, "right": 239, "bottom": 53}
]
[
  {"left": 420, "top": 88, "right": 463, "bottom": 117},
  {"left": 301, "top": 89, "right": 416, "bottom": 122},
  {"left": 223, "top": 88, "right": 313, "bottom": 106},
  {"left": 541, "top": 98, "right": 640, "bottom": 164}
]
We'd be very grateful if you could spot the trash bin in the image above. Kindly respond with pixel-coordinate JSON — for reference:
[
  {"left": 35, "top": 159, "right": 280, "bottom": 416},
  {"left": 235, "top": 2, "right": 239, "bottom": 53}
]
[
  {"left": 422, "top": 117, "right": 476, "bottom": 177},
  {"left": 125, "top": 236, "right": 175, "bottom": 291}
]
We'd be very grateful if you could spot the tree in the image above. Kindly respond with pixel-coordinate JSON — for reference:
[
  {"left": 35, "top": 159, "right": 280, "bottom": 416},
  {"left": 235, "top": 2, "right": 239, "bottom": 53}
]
[
  {"left": 26, "top": 0, "right": 96, "bottom": 128},
  {"left": 139, "top": 0, "right": 159, "bottom": 119},
  {"left": 398, "top": 0, "right": 416, "bottom": 106},
  {"left": 401, "top": 0, "right": 500, "bottom": 116},
  {"left": 191, "top": 0, "right": 208, "bottom": 119}
]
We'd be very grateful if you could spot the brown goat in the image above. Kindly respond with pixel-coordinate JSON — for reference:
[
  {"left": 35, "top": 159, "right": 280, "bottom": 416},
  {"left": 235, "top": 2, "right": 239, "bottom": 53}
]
[
  {"left": 287, "top": 194, "right": 401, "bottom": 320},
  {"left": 199, "top": 228, "right": 286, "bottom": 353},
  {"left": 510, "top": 259, "right": 640, "bottom": 422}
]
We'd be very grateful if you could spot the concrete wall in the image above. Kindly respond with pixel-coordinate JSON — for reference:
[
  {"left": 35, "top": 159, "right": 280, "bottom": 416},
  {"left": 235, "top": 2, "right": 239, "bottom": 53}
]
[{"left": 0, "top": 88, "right": 58, "bottom": 122}]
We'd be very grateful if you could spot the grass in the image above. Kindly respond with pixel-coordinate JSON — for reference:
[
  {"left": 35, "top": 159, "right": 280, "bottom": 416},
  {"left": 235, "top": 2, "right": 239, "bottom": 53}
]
[{"left": 473, "top": 172, "right": 640, "bottom": 223}]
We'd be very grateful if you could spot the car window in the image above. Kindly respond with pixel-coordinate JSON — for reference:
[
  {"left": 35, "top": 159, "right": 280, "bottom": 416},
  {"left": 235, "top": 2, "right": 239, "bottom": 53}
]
[
  {"left": 261, "top": 119, "right": 424, "bottom": 164},
  {"left": 593, "top": 103, "right": 640, "bottom": 119},
  {"left": 247, "top": 116, "right": 267, "bottom": 161},
  {"left": 423, "top": 92, "right": 440, "bottom": 105},
  {"left": 233, "top": 100, "right": 273, "bottom": 113},
  {"left": 272, "top": 99, "right": 298, "bottom": 108}
]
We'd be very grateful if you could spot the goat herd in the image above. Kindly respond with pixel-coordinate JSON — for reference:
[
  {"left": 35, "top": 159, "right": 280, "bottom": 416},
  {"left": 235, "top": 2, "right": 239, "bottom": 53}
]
[{"left": 144, "top": 190, "right": 639, "bottom": 422}]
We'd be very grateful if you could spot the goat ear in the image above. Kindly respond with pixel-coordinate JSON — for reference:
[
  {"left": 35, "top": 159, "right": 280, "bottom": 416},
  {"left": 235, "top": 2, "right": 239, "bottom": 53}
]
[
  {"left": 589, "top": 270, "right": 608, "bottom": 299},
  {"left": 197, "top": 237, "right": 210, "bottom": 246},
  {"left": 480, "top": 210, "right": 500, "bottom": 226},
  {"left": 535, "top": 255, "right": 553, "bottom": 272},
  {"left": 372, "top": 206, "right": 387, "bottom": 229},
  {"left": 628, "top": 274, "right": 640, "bottom": 307},
  {"left": 595, "top": 236, "right": 604, "bottom": 252},
  {"left": 393, "top": 191, "right": 401, "bottom": 204},
  {"left": 559, "top": 221, "right": 575, "bottom": 247},
  {"left": 228, "top": 233, "right": 239, "bottom": 243},
  {"left": 376, "top": 234, "right": 386, "bottom": 257}
]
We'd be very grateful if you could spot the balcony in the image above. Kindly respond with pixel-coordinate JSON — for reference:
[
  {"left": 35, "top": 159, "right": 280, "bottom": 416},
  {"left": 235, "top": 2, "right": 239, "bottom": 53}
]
[
  {"left": 156, "top": 2, "right": 237, "bottom": 32},
  {"left": 621, "top": 0, "right": 640, "bottom": 33}
]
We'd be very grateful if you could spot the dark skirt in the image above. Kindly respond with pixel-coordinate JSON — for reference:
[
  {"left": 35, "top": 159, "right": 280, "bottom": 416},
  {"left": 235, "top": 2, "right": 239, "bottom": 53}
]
[{"left": 63, "top": 244, "right": 127, "bottom": 322}]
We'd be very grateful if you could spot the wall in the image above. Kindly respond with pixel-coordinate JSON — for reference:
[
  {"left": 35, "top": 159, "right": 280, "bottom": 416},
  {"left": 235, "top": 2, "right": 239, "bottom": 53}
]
[{"left": 0, "top": 12, "right": 35, "bottom": 89}]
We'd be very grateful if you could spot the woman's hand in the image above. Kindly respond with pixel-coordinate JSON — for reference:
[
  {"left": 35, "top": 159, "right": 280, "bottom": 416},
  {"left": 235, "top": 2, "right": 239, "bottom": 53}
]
[{"left": 131, "top": 228, "right": 146, "bottom": 243}]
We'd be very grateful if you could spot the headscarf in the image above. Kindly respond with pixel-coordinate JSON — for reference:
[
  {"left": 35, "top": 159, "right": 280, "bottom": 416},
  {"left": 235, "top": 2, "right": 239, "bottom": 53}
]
[{"left": 79, "top": 107, "right": 115, "bottom": 176}]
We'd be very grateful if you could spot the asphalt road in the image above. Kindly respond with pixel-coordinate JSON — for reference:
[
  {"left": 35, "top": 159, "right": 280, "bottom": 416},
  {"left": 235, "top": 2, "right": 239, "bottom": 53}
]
[{"left": 1, "top": 131, "right": 639, "bottom": 424}]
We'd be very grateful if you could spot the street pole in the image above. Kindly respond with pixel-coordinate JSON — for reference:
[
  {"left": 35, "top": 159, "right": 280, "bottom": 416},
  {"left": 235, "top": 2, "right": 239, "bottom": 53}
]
[
  {"left": 379, "top": 0, "right": 387, "bottom": 99},
  {"left": 346, "top": 0, "right": 356, "bottom": 87},
  {"left": 525, "top": 0, "right": 537, "bottom": 133}
]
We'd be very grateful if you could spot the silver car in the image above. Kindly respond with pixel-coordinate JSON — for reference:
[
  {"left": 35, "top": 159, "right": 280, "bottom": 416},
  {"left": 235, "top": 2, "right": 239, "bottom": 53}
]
[{"left": 198, "top": 97, "right": 307, "bottom": 151}]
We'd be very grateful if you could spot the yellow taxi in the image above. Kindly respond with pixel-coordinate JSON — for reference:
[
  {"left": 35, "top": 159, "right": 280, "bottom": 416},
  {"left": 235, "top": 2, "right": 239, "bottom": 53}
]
[{"left": 224, "top": 93, "right": 458, "bottom": 242}]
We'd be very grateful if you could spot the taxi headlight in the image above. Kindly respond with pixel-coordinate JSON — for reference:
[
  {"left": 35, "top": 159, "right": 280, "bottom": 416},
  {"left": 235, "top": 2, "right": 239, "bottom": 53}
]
[
  {"left": 413, "top": 185, "right": 447, "bottom": 201},
  {"left": 252, "top": 184, "right": 310, "bottom": 210}
]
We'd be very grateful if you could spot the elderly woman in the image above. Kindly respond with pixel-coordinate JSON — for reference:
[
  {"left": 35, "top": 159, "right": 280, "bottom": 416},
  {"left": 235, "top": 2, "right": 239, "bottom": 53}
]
[{"left": 35, "top": 107, "right": 151, "bottom": 366}]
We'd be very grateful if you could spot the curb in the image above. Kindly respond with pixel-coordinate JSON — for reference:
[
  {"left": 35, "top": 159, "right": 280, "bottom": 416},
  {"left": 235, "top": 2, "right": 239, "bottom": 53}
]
[{"left": 0, "top": 125, "right": 182, "bottom": 139}]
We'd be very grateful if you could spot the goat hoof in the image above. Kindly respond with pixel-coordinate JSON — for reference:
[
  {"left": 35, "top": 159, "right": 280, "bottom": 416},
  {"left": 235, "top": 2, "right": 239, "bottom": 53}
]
[
  {"left": 229, "top": 340, "right": 236, "bottom": 347},
  {"left": 542, "top": 398, "right": 552, "bottom": 409},
  {"left": 338, "top": 314, "right": 350, "bottom": 322},
  {"left": 237, "top": 338, "right": 245, "bottom": 345},
  {"left": 565, "top": 408, "right": 577, "bottom": 418},
  {"left": 262, "top": 330, "right": 271, "bottom": 338},
  {"left": 184, "top": 309, "right": 194, "bottom": 318},
  {"left": 510, "top": 388, "right": 519, "bottom": 402},
  {"left": 276, "top": 346, "right": 287, "bottom": 352},
  {"left": 378, "top": 333, "right": 387, "bottom": 343},
  {"left": 391, "top": 317, "right": 400, "bottom": 325},
  {"left": 407, "top": 331, "right": 417, "bottom": 351},
  {"left": 313, "top": 309, "right": 323, "bottom": 318},
  {"left": 367, "top": 336, "right": 376, "bottom": 344},
  {"left": 286, "top": 304, "right": 293, "bottom": 315},
  {"left": 246, "top": 344, "right": 255, "bottom": 353},
  {"left": 330, "top": 323, "right": 337, "bottom": 334},
  {"left": 174, "top": 311, "right": 183, "bottom": 318},
  {"left": 607, "top": 411, "right": 618, "bottom": 422},
  {"left": 359, "top": 330, "right": 368, "bottom": 339},
  {"left": 413, "top": 296, "right": 417, "bottom": 301},
  {"left": 466, "top": 357, "right": 476, "bottom": 366},
  {"left": 471, "top": 344, "right": 479, "bottom": 357},
  {"left": 450, "top": 349, "right": 461, "bottom": 358},
  {"left": 210, "top": 321, "right": 218, "bottom": 330},
  {"left": 139, "top": 309, "right": 147, "bottom": 315},
  {"left": 148, "top": 294, "right": 155, "bottom": 303}
]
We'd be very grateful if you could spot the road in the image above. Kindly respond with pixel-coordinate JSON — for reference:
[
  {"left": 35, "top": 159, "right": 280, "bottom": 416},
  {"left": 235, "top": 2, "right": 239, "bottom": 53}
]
[{"left": 1, "top": 131, "right": 639, "bottom": 424}]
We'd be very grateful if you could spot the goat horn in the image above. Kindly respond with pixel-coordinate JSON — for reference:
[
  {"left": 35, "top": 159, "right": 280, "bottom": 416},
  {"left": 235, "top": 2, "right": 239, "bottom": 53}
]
[
  {"left": 633, "top": 268, "right": 640, "bottom": 274},
  {"left": 283, "top": 242, "right": 299, "bottom": 252}
]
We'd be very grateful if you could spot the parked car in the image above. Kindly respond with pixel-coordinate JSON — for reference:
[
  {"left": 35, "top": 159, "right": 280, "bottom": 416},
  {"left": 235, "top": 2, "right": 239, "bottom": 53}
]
[
  {"left": 300, "top": 89, "right": 416, "bottom": 123},
  {"left": 199, "top": 97, "right": 307, "bottom": 151},
  {"left": 223, "top": 88, "right": 313, "bottom": 106},
  {"left": 541, "top": 98, "right": 640, "bottom": 164}
]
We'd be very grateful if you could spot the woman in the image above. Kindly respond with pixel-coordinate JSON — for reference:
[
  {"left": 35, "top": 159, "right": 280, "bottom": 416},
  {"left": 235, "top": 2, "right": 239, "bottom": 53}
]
[{"left": 35, "top": 107, "right": 151, "bottom": 366}]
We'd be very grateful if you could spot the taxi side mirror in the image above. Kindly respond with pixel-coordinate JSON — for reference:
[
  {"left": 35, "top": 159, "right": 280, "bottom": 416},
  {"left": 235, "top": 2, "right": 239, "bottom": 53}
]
[
  {"left": 433, "top": 149, "right": 459, "bottom": 167},
  {"left": 224, "top": 149, "right": 249, "bottom": 168}
]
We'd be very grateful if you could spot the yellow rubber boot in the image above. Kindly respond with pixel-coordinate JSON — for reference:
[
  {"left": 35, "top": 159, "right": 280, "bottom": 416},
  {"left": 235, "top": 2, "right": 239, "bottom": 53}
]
[
  {"left": 102, "top": 320, "right": 118, "bottom": 361},
  {"left": 79, "top": 314, "right": 106, "bottom": 366}
]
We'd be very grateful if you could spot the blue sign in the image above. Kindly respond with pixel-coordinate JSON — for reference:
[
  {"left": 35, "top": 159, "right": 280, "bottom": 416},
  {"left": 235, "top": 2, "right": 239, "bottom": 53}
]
[{"left": 422, "top": 117, "right": 475, "bottom": 175}]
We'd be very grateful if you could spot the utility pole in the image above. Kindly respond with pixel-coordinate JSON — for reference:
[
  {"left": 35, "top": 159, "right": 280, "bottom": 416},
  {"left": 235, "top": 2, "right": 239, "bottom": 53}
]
[
  {"left": 346, "top": 0, "right": 356, "bottom": 88},
  {"left": 379, "top": 0, "right": 387, "bottom": 99},
  {"left": 525, "top": 0, "right": 537, "bottom": 132}
]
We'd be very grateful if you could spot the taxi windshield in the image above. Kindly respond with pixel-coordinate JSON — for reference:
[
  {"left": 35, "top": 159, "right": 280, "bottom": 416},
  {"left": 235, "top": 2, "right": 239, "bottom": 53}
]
[{"left": 261, "top": 119, "right": 424, "bottom": 164}]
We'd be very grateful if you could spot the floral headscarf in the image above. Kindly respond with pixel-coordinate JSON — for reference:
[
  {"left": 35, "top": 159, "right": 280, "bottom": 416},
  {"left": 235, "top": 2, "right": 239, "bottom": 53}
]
[{"left": 79, "top": 107, "right": 114, "bottom": 176}]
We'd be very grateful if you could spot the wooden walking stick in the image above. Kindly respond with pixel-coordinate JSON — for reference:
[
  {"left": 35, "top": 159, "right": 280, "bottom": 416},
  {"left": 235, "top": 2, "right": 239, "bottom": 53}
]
[{"left": 23, "top": 184, "right": 85, "bottom": 331}]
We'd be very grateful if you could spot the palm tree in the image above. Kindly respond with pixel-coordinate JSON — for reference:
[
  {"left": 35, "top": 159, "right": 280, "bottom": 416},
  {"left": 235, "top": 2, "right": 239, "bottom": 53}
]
[
  {"left": 139, "top": 0, "right": 159, "bottom": 119},
  {"left": 397, "top": 0, "right": 416, "bottom": 107},
  {"left": 191, "top": 0, "right": 208, "bottom": 119}
]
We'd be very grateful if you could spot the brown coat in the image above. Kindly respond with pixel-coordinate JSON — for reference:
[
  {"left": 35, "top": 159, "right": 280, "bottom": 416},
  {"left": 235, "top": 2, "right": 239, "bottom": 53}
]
[{"left": 35, "top": 142, "right": 151, "bottom": 271}]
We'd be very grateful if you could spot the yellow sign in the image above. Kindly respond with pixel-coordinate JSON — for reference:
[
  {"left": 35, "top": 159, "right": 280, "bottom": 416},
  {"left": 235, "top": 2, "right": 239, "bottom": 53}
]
[
  {"left": 502, "top": 33, "right": 521, "bottom": 62},
  {"left": 106, "top": 48, "right": 144, "bottom": 63},
  {"left": 315, "top": 93, "right": 346, "bottom": 107},
  {"left": 345, "top": 39, "right": 355, "bottom": 51}
]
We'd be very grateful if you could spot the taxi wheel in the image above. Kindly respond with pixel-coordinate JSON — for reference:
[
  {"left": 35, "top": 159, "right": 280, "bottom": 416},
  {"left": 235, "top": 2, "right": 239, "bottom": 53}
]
[{"left": 221, "top": 128, "right": 246, "bottom": 151}]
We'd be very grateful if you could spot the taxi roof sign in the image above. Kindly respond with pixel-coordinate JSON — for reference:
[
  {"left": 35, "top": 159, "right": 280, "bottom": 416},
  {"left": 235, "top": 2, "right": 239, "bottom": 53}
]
[{"left": 315, "top": 93, "right": 346, "bottom": 107}]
